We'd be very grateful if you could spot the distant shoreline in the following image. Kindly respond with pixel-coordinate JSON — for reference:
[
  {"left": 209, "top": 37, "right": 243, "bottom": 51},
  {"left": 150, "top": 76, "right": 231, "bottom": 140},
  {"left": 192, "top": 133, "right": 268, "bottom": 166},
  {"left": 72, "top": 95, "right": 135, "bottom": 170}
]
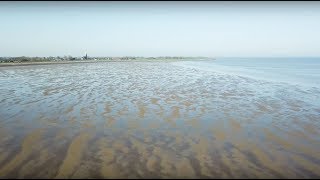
[
  {"left": 0, "top": 60, "right": 109, "bottom": 67},
  {"left": 0, "top": 58, "right": 213, "bottom": 67}
]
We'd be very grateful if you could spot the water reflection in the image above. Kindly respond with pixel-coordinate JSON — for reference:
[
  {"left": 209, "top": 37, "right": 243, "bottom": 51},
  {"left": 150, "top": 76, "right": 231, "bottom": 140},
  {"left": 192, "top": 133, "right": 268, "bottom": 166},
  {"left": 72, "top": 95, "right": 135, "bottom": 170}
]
[{"left": 0, "top": 61, "right": 319, "bottom": 178}]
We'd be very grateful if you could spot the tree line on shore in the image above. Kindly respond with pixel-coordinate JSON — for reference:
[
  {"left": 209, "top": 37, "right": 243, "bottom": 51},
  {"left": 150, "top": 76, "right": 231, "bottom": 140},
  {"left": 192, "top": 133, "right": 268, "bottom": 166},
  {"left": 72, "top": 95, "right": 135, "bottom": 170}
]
[{"left": 0, "top": 56, "right": 208, "bottom": 63}]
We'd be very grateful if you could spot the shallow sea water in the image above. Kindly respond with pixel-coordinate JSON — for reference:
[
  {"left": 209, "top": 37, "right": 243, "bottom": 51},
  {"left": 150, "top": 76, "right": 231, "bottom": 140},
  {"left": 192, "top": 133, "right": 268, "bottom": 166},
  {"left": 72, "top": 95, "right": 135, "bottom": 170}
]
[{"left": 0, "top": 61, "right": 319, "bottom": 178}]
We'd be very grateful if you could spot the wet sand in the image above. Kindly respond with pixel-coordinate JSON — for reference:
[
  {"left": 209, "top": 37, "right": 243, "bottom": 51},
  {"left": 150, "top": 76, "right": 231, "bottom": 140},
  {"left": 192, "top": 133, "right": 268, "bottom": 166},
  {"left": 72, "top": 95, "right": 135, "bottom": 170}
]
[{"left": 0, "top": 61, "right": 319, "bottom": 178}]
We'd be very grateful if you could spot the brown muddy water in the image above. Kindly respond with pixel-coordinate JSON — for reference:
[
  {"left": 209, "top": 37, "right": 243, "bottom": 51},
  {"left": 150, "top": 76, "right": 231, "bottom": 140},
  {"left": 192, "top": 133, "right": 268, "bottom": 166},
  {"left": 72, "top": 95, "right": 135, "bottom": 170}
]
[{"left": 0, "top": 61, "right": 319, "bottom": 178}]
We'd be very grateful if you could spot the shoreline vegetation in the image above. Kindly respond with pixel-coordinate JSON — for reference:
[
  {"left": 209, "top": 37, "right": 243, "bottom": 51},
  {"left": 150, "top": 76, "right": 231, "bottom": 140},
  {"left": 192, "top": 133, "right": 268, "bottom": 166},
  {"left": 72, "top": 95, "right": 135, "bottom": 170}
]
[{"left": 0, "top": 56, "right": 214, "bottom": 67}]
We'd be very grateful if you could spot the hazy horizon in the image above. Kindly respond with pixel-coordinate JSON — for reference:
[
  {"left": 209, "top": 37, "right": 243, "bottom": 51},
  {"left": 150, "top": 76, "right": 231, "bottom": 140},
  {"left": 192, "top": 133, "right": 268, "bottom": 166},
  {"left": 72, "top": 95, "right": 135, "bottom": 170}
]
[{"left": 1, "top": 1, "right": 320, "bottom": 57}]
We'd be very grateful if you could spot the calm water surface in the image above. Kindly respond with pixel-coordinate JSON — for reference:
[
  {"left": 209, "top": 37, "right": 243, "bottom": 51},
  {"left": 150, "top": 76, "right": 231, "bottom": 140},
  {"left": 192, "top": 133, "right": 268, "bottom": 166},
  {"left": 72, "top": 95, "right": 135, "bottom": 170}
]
[
  {"left": 175, "top": 57, "right": 320, "bottom": 89},
  {"left": 0, "top": 60, "right": 319, "bottom": 178}
]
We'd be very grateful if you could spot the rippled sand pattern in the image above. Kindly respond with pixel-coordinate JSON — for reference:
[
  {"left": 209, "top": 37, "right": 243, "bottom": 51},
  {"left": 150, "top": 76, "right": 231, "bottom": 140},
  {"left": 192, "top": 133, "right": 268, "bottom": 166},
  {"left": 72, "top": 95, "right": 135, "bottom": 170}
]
[{"left": 0, "top": 61, "right": 320, "bottom": 178}]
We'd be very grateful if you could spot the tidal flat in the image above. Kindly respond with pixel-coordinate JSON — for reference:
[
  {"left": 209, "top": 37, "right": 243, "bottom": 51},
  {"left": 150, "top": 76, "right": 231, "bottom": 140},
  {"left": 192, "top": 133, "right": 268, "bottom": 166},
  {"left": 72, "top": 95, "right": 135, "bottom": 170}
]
[{"left": 0, "top": 61, "right": 319, "bottom": 178}]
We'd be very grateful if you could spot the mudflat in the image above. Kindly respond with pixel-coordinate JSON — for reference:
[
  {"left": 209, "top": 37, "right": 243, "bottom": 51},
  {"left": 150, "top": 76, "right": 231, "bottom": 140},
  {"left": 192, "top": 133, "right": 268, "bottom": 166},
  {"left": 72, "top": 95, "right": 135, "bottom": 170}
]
[{"left": 0, "top": 61, "right": 319, "bottom": 178}]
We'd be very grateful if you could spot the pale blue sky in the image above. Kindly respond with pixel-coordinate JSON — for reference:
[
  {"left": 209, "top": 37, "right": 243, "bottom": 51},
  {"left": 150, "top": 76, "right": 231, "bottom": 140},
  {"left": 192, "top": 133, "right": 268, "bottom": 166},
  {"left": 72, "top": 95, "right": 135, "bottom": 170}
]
[{"left": 1, "top": 1, "right": 320, "bottom": 57}]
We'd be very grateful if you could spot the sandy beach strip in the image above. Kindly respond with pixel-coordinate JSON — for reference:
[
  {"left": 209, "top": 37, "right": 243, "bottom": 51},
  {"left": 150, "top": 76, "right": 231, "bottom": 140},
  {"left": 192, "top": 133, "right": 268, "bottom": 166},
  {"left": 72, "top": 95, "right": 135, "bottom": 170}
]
[{"left": 0, "top": 58, "right": 212, "bottom": 67}]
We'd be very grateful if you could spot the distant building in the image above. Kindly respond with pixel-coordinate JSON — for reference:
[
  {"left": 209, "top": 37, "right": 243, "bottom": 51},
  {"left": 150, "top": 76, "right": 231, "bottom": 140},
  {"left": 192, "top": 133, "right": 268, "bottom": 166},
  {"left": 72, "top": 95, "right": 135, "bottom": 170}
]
[{"left": 83, "top": 52, "right": 88, "bottom": 60}]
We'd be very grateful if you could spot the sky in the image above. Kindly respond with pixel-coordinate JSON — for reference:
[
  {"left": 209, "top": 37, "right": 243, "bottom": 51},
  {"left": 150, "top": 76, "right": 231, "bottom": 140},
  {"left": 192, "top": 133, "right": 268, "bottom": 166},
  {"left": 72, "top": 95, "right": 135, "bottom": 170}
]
[{"left": 1, "top": 1, "right": 320, "bottom": 57}]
